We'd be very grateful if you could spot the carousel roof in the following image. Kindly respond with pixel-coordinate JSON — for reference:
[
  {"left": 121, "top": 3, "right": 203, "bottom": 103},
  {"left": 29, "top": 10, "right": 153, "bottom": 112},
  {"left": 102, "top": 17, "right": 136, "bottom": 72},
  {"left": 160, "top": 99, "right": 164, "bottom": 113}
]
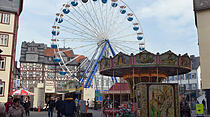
[
  {"left": 99, "top": 50, "right": 192, "bottom": 77},
  {"left": 103, "top": 83, "right": 130, "bottom": 94}
]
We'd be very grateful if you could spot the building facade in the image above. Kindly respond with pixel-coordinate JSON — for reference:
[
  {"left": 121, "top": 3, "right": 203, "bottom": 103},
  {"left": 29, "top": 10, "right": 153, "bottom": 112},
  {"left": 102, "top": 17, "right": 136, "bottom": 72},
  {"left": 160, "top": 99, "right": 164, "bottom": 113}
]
[
  {"left": 19, "top": 41, "right": 85, "bottom": 93},
  {"left": 194, "top": 0, "right": 210, "bottom": 114},
  {"left": 164, "top": 56, "right": 200, "bottom": 97},
  {"left": 0, "top": 0, "right": 23, "bottom": 102}
]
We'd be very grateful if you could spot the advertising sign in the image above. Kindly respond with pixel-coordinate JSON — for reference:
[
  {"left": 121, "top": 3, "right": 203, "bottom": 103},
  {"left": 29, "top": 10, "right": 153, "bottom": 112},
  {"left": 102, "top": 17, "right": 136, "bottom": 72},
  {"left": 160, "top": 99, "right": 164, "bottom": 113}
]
[{"left": 45, "top": 81, "right": 55, "bottom": 93}]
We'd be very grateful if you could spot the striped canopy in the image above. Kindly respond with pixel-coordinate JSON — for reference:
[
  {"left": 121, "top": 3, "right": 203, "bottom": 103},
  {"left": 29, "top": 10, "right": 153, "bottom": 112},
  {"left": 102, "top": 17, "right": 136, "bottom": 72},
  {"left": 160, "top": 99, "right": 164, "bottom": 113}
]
[{"left": 11, "top": 89, "right": 34, "bottom": 96}]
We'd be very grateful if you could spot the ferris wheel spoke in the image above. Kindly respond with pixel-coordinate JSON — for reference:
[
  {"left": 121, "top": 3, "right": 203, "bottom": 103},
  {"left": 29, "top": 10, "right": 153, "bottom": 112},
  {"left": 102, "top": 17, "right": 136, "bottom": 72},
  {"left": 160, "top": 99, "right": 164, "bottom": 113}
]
[
  {"left": 98, "top": 1, "right": 107, "bottom": 34},
  {"left": 60, "top": 25, "right": 97, "bottom": 39},
  {"left": 65, "top": 45, "right": 97, "bottom": 65},
  {"left": 107, "top": 15, "right": 128, "bottom": 36},
  {"left": 59, "top": 37, "right": 97, "bottom": 43},
  {"left": 112, "top": 41, "right": 139, "bottom": 52},
  {"left": 71, "top": 5, "right": 101, "bottom": 35},
  {"left": 78, "top": 0, "right": 103, "bottom": 34},
  {"left": 109, "top": 24, "right": 134, "bottom": 39},
  {"left": 62, "top": 17, "right": 98, "bottom": 39},
  {"left": 109, "top": 33, "right": 137, "bottom": 40},
  {"left": 106, "top": 9, "right": 122, "bottom": 36},
  {"left": 105, "top": 2, "right": 121, "bottom": 36},
  {"left": 61, "top": 29, "right": 98, "bottom": 41},
  {"left": 90, "top": 1, "right": 104, "bottom": 34},
  {"left": 111, "top": 43, "right": 130, "bottom": 54},
  {"left": 111, "top": 40, "right": 140, "bottom": 44},
  {"left": 64, "top": 15, "right": 98, "bottom": 36}
]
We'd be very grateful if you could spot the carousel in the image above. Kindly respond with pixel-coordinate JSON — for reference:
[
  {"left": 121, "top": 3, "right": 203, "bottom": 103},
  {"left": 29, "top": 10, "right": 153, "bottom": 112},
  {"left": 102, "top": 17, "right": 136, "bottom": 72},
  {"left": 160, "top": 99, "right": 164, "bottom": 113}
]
[{"left": 99, "top": 50, "right": 192, "bottom": 117}]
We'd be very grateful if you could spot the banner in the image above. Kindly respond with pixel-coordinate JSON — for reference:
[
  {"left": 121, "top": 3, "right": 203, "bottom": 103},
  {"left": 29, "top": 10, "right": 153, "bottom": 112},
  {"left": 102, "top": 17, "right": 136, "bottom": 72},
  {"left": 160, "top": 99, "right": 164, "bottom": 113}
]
[{"left": 45, "top": 81, "right": 55, "bottom": 93}]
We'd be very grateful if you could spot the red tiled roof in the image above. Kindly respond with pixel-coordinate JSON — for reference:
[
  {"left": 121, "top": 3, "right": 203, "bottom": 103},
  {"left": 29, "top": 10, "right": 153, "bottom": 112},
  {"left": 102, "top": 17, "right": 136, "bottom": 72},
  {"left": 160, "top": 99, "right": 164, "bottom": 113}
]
[
  {"left": 104, "top": 83, "right": 130, "bottom": 94},
  {"left": 44, "top": 48, "right": 74, "bottom": 57},
  {"left": 75, "top": 55, "right": 86, "bottom": 63}
]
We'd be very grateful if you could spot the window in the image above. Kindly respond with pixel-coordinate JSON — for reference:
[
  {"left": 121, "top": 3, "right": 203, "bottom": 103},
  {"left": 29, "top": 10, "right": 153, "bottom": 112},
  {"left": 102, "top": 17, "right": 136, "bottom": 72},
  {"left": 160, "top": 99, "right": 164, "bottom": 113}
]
[
  {"left": 0, "top": 34, "right": 9, "bottom": 46},
  {"left": 0, "top": 82, "right": 5, "bottom": 96},
  {"left": 36, "top": 72, "right": 40, "bottom": 77},
  {"left": 189, "top": 74, "right": 191, "bottom": 79},
  {"left": 22, "top": 72, "right": 26, "bottom": 77},
  {"left": 29, "top": 72, "right": 33, "bottom": 77},
  {"left": 192, "top": 83, "right": 197, "bottom": 89},
  {"left": 22, "top": 63, "right": 27, "bottom": 68},
  {"left": 192, "top": 73, "right": 196, "bottom": 79},
  {"left": 29, "top": 64, "right": 33, "bottom": 69},
  {"left": 0, "top": 12, "right": 10, "bottom": 24},
  {"left": 36, "top": 64, "right": 41, "bottom": 69},
  {"left": 189, "top": 84, "right": 192, "bottom": 90},
  {"left": 0, "top": 58, "right": 6, "bottom": 70},
  {"left": 170, "top": 76, "right": 174, "bottom": 81}
]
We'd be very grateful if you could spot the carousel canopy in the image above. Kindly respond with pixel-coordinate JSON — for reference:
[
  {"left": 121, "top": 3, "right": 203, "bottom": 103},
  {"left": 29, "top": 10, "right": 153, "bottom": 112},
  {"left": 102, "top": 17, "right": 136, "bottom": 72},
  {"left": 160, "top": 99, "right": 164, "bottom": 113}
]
[{"left": 99, "top": 50, "right": 192, "bottom": 77}]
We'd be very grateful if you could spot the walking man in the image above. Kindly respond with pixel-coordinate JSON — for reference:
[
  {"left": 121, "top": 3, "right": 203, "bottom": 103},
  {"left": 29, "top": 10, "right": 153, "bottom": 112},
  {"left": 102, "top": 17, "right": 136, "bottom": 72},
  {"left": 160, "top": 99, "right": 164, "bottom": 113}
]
[
  {"left": 63, "top": 97, "right": 76, "bottom": 117},
  {"left": 56, "top": 97, "right": 63, "bottom": 117},
  {"left": 23, "top": 97, "right": 30, "bottom": 116},
  {"left": 47, "top": 97, "right": 55, "bottom": 117}
]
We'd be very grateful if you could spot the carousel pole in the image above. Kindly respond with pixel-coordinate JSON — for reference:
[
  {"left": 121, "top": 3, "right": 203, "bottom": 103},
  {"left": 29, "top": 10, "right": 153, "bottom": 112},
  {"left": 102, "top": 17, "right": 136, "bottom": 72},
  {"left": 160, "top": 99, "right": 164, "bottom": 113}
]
[
  {"left": 156, "top": 67, "right": 159, "bottom": 82},
  {"left": 132, "top": 68, "right": 135, "bottom": 102},
  {"left": 101, "top": 75, "right": 104, "bottom": 117},
  {"left": 120, "top": 76, "right": 122, "bottom": 107},
  {"left": 113, "top": 70, "right": 115, "bottom": 117}
]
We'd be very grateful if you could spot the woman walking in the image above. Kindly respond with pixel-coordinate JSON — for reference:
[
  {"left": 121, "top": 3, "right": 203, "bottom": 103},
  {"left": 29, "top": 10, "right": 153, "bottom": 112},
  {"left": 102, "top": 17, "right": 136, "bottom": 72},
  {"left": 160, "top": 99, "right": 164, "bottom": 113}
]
[{"left": 6, "top": 98, "right": 25, "bottom": 117}]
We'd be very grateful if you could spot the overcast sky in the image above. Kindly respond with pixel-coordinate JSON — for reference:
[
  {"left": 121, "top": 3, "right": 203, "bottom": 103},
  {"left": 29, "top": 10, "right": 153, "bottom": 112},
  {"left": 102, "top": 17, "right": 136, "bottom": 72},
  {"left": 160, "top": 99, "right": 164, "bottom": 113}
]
[{"left": 16, "top": 0, "right": 199, "bottom": 61}]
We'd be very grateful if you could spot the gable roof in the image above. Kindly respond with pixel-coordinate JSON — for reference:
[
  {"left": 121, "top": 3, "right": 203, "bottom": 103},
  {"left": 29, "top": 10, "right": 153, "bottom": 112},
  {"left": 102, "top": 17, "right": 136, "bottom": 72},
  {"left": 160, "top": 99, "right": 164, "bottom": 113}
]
[
  {"left": 74, "top": 55, "right": 86, "bottom": 63},
  {"left": 191, "top": 56, "right": 200, "bottom": 70},
  {"left": 44, "top": 48, "right": 74, "bottom": 58},
  {"left": 0, "top": 0, "right": 23, "bottom": 14}
]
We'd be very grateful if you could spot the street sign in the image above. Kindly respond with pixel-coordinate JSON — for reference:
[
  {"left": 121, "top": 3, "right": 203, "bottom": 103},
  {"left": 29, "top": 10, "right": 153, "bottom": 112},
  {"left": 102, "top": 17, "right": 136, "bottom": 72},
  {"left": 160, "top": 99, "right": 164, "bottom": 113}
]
[{"left": 196, "top": 104, "right": 204, "bottom": 115}]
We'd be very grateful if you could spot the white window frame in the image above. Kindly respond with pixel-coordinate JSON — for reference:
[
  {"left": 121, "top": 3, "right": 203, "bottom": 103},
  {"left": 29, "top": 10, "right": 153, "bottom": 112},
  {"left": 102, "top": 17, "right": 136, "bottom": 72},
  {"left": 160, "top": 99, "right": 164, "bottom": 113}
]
[
  {"left": 0, "top": 34, "right": 9, "bottom": 46},
  {"left": 29, "top": 72, "right": 33, "bottom": 77},
  {"left": 1, "top": 13, "right": 10, "bottom": 24},
  {"left": 0, "top": 82, "right": 5, "bottom": 96},
  {"left": 22, "top": 71, "right": 27, "bottom": 77},
  {"left": 0, "top": 58, "right": 6, "bottom": 70},
  {"left": 36, "top": 72, "right": 40, "bottom": 77}
]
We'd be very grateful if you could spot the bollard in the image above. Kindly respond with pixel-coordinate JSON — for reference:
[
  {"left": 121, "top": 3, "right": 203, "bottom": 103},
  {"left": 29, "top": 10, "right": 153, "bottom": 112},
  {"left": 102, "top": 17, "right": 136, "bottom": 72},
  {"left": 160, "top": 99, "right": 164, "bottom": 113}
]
[{"left": 38, "top": 107, "right": 41, "bottom": 112}]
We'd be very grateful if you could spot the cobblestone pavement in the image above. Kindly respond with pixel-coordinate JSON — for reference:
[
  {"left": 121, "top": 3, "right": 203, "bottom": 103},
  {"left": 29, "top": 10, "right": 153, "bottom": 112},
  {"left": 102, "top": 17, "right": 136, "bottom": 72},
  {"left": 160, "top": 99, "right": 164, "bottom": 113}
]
[
  {"left": 29, "top": 109, "right": 102, "bottom": 117},
  {"left": 28, "top": 109, "right": 210, "bottom": 117}
]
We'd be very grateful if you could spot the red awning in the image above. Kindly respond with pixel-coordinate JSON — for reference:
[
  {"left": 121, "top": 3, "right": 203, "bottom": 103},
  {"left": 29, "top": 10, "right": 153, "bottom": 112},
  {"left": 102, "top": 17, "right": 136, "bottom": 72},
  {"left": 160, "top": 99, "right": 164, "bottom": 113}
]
[{"left": 103, "top": 83, "right": 130, "bottom": 94}]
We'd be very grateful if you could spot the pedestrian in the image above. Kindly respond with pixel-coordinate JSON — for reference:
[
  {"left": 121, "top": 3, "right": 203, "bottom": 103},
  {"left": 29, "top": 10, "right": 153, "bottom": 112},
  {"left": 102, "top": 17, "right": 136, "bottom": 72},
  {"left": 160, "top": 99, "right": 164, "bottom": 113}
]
[
  {"left": 184, "top": 102, "right": 191, "bottom": 117},
  {"left": 0, "top": 102, "right": 6, "bottom": 117},
  {"left": 20, "top": 96, "right": 24, "bottom": 106},
  {"left": 6, "top": 98, "right": 25, "bottom": 117},
  {"left": 56, "top": 97, "right": 63, "bottom": 117},
  {"left": 47, "top": 97, "right": 55, "bottom": 117},
  {"left": 63, "top": 97, "right": 76, "bottom": 117},
  {"left": 23, "top": 97, "right": 30, "bottom": 116},
  {"left": 86, "top": 99, "right": 89, "bottom": 112},
  {"left": 5, "top": 96, "right": 13, "bottom": 114}
]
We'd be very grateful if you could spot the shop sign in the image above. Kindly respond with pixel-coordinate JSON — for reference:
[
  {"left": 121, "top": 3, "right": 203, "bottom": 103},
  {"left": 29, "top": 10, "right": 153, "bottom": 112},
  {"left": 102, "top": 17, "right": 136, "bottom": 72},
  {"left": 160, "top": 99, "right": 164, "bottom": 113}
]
[{"left": 45, "top": 81, "right": 55, "bottom": 93}]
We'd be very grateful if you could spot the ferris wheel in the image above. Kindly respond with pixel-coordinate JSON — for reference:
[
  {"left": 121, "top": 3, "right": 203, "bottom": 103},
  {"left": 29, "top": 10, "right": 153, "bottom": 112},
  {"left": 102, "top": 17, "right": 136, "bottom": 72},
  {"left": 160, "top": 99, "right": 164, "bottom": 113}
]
[{"left": 51, "top": 0, "right": 145, "bottom": 88}]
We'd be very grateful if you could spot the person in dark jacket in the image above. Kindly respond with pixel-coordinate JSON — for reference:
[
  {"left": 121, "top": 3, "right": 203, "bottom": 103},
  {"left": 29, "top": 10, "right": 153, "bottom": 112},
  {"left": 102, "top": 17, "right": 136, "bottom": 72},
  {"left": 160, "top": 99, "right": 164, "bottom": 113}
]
[
  {"left": 56, "top": 97, "right": 63, "bottom": 117},
  {"left": 23, "top": 97, "right": 30, "bottom": 116},
  {"left": 63, "top": 98, "right": 76, "bottom": 117},
  {"left": 47, "top": 97, "right": 55, "bottom": 117}
]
